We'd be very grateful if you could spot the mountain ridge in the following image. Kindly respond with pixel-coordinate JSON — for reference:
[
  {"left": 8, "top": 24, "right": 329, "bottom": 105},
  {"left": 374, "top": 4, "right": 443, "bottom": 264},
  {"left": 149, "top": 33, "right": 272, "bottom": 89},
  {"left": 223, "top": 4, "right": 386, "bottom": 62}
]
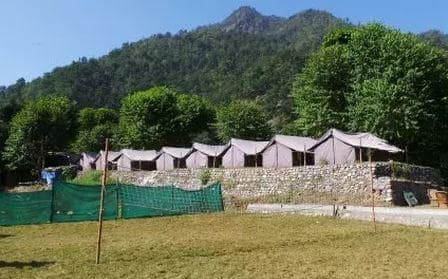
[{"left": 0, "top": 6, "right": 447, "bottom": 123}]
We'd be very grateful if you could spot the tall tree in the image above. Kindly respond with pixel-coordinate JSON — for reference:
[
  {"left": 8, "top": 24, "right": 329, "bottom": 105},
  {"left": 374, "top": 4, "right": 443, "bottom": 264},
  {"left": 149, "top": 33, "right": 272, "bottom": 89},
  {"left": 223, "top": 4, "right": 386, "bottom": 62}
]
[
  {"left": 292, "top": 24, "right": 448, "bottom": 173},
  {"left": 116, "top": 86, "right": 214, "bottom": 149},
  {"left": 71, "top": 108, "right": 118, "bottom": 152},
  {"left": 3, "top": 96, "right": 77, "bottom": 173},
  {"left": 215, "top": 100, "right": 272, "bottom": 141}
]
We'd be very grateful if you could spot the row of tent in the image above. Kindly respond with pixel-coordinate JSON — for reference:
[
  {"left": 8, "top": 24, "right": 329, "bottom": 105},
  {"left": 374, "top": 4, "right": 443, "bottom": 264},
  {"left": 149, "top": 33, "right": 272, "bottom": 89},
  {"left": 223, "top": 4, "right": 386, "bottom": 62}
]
[{"left": 79, "top": 128, "right": 402, "bottom": 172}]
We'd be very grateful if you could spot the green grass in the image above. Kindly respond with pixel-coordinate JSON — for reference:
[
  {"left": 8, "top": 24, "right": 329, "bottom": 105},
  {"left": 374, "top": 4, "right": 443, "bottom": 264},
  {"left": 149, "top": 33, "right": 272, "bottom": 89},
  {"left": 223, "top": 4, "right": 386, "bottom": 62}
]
[
  {"left": 1, "top": 213, "right": 448, "bottom": 278},
  {"left": 70, "top": 170, "right": 118, "bottom": 186}
]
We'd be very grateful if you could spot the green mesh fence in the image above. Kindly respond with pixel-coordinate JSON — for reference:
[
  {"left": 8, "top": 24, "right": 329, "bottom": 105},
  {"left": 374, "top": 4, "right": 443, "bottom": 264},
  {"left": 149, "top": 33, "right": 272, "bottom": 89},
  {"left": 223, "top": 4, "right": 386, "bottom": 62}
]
[
  {"left": 0, "top": 181, "right": 223, "bottom": 226},
  {"left": 0, "top": 191, "right": 52, "bottom": 226},
  {"left": 52, "top": 182, "right": 119, "bottom": 223},
  {"left": 120, "top": 183, "right": 223, "bottom": 219}
]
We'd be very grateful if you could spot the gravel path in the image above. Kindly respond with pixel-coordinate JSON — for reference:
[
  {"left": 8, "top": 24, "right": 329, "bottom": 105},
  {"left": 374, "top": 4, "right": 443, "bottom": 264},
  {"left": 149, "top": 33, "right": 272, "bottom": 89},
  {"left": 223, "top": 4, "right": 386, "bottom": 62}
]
[{"left": 247, "top": 203, "right": 448, "bottom": 230}]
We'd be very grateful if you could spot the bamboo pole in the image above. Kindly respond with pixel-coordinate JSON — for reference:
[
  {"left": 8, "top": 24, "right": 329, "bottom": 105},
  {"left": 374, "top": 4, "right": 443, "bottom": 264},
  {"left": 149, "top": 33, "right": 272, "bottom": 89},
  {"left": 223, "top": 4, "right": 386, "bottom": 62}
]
[
  {"left": 369, "top": 148, "right": 376, "bottom": 232},
  {"left": 96, "top": 138, "right": 109, "bottom": 264}
]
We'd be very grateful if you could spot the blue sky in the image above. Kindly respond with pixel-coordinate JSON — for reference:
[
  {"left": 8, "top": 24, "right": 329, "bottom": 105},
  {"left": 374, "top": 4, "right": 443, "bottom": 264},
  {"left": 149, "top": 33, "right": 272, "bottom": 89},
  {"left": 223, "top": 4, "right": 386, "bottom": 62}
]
[{"left": 1, "top": 0, "right": 447, "bottom": 86}]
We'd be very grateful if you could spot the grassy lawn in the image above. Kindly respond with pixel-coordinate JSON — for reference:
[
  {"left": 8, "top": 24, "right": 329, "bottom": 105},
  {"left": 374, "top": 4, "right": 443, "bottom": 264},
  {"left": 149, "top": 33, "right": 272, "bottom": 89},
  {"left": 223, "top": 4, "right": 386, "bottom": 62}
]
[{"left": 1, "top": 213, "right": 448, "bottom": 278}]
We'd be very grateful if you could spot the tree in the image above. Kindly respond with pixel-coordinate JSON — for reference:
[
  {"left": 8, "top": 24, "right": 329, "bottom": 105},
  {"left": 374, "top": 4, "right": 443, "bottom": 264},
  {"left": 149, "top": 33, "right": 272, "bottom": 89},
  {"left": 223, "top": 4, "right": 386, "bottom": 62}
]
[
  {"left": 116, "top": 86, "right": 215, "bottom": 149},
  {"left": 2, "top": 96, "right": 77, "bottom": 172},
  {"left": 71, "top": 108, "right": 118, "bottom": 152},
  {"left": 0, "top": 100, "right": 21, "bottom": 169},
  {"left": 292, "top": 23, "right": 448, "bottom": 173},
  {"left": 215, "top": 100, "right": 272, "bottom": 141},
  {"left": 292, "top": 44, "right": 351, "bottom": 136}
]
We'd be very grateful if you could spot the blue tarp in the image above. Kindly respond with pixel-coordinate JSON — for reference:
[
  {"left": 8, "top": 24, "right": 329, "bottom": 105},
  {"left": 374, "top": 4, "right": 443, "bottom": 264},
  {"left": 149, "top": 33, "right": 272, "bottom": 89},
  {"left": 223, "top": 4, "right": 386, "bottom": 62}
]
[{"left": 41, "top": 169, "right": 62, "bottom": 187}]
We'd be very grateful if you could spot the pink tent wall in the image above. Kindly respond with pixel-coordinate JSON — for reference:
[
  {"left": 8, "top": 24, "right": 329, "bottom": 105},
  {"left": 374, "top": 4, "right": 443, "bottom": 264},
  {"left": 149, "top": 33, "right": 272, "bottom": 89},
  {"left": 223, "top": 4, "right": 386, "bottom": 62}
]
[
  {"left": 156, "top": 153, "right": 174, "bottom": 170},
  {"left": 222, "top": 146, "right": 245, "bottom": 168},
  {"left": 314, "top": 137, "right": 356, "bottom": 165},
  {"left": 262, "top": 142, "right": 292, "bottom": 168},
  {"left": 186, "top": 151, "right": 208, "bottom": 168}
]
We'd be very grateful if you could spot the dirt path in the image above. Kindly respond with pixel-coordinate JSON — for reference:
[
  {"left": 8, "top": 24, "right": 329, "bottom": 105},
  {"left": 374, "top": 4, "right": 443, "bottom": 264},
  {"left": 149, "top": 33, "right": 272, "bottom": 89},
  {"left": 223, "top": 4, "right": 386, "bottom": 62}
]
[{"left": 247, "top": 203, "right": 448, "bottom": 229}]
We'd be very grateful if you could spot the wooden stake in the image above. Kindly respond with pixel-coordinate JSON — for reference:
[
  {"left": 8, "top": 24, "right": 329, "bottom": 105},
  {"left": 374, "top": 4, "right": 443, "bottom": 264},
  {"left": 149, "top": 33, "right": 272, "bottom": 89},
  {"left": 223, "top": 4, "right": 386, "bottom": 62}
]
[
  {"left": 96, "top": 138, "right": 109, "bottom": 264},
  {"left": 369, "top": 148, "right": 376, "bottom": 232}
]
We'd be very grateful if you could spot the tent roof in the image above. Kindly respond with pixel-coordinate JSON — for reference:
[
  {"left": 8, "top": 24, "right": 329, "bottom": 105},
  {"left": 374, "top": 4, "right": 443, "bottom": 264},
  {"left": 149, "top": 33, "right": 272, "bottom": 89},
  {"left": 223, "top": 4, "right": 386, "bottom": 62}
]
[
  {"left": 192, "top": 142, "right": 229, "bottom": 157},
  {"left": 309, "top": 128, "right": 402, "bottom": 153},
  {"left": 81, "top": 152, "right": 98, "bottom": 162},
  {"left": 229, "top": 138, "right": 269, "bottom": 155},
  {"left": 160, "top": 147, "right": 193, "bottom": 159},
  {"left": 116, "top": 149, "right": 160, "bottom": 161},
  {"left": 94, "top": 150, "right": 122, "bottom": 162},
  {"left": 265, "top": 135, "right": 317, "bottom": 152}
]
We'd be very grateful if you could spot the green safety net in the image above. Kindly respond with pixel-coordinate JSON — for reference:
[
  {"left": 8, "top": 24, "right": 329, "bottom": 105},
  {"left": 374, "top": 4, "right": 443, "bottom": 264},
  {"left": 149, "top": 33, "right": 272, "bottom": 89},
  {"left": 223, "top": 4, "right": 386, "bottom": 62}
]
[
  {"left": 120, "top": 183, "right": 223, "bottom": 219},
  {"left": 0, "top": 190, "right": 52, "bottom": 226},
  {"left": 0, "top": 181, "right": 223, "bottom": 226},
  {"left": 52, "top": 182, "right": 119, "bottom": 223}
]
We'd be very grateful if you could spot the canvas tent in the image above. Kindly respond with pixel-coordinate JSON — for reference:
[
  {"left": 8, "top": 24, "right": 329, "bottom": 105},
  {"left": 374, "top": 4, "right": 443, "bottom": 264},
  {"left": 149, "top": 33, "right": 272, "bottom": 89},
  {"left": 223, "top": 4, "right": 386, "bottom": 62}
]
[
  {"left": 186, "top": 143, "right": 228, "bottom": 168},
  {"left": 79, "top": 152, "right": 98, "bottom": 171},
  {"left": 94, "top": 150, "right": 122, "bottom": 171},
  {"left": 156, "top": 147, "right": 192, "bottom": 170},
  {"left": 114, "top": 149, "right": 160, "bottom": 171},
  {"left": 308, "top": 129, "right": 402, "bottom": 165},
  {"left": 222, "top": 138, "right": 269, "bottom": 168},
  {"left": 262, "top": 135, "right": 317, "bottom": 168}
]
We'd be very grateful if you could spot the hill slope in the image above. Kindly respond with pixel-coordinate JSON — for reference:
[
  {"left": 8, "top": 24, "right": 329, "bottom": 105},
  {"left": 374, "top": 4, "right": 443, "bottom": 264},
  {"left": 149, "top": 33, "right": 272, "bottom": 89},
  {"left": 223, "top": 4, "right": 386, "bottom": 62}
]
[{"left": 0, "top": 7, "right": 348, "bottom": 122}]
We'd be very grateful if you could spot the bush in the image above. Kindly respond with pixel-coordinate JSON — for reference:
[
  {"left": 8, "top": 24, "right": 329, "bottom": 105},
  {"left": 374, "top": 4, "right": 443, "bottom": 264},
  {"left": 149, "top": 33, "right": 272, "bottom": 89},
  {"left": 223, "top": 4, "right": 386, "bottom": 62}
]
[
  {"left": 198, "top": 169, "right": 212, "bottom": 185},
  {"left": 61, "top": 166, "right": 78, "bottom": 181}
]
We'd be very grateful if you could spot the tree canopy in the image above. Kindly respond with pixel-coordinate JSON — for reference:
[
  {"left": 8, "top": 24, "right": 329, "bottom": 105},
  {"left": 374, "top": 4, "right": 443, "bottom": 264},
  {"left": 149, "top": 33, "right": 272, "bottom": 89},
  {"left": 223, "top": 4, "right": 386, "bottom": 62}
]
[
  {"left": 71, "top": 108, "right": 119, "bottom": 152},
  {"left": 292, "top": 24, "right": 448, "bottom": 172},
  {"left": 116, "top": 87, "right": 214, "bottom": 149},
  {"left": 215, "top": 100, "right": 272, "bottom": 141},
  {"left": 2, "top": 96, "right": 77, "bottom": 172}
]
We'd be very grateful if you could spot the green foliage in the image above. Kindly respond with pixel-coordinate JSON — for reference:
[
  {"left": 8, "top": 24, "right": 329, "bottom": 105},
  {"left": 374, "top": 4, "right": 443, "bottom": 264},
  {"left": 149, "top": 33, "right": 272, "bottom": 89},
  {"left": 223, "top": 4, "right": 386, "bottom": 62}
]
[
  {"left": 215, "top": 100, "right": 272, "bottom": 141},
  {"left": 0, "top": 9, "right": 347, "bottom": 129},
  {"left": 69, "top": 170, "right": 118, "bottom": 186},
  {"left": 71, "top": 108, "right": 118, "bottom": 152},
  {"left": 390, "top": 161, "right": 413, "bottom": 180},
  {"left": 61, "top": 165, "right": 78, "bottom": 181},
  {"left": 0, "top": 101, "right": 21, "bottom": 169},
  {"left": 198, "top": 169, "right": 212, "bottom": 185},
  {"left": 116, "top": 86, "right": 215, "bottom": 149},
  {"left": 293, "top": 23, "right": 448, "bottom": 173},
  {"left": 2, "top": 96, "right": 77, "bottom": 173},
  {"left": 292, "top": 45, "right": 351, "bottom": 136}
]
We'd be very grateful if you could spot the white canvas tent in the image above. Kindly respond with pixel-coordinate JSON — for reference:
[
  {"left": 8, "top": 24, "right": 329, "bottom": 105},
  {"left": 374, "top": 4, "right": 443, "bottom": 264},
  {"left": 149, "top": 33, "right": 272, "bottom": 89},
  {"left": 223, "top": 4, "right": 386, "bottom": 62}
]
[
  {"left": 114, "top": 149, "right": 160, "bottom": 171},
  {"left": 222, "top": 138, "right": 269, "bottom": 168},
  {"left": 94, "top": 150, "right": 122, "bottom": 170},
  {"left": 308, "top": 128, "right": 402, "bottom": 165},
  {"left": 79, "top": 152, "right": 97, "bottom": 171},
  {"left": 156, "top": 147, "right": 192, "bottom": 170},
  {"left": 262, "top": 135, "right": 317, "bottom": 168},
  {"left": 186, "top": 143, "right": 228, "bottom": 168}
]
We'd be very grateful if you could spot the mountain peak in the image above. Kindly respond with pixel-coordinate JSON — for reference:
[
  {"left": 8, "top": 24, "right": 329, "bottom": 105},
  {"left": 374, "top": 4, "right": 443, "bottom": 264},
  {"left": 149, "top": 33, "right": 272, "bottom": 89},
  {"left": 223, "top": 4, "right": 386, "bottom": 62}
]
[{"left": 219, "top": 6, "right": 283, "bottom": 33}]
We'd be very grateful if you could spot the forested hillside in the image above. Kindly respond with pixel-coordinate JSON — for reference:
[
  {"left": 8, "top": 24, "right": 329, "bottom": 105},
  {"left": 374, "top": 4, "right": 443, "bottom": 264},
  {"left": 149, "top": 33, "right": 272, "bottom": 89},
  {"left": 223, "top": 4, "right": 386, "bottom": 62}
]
[
  {"left": 0, "top": 7, "right": 348, "bottom": 123},
  {"left": 1, "top": 6, "right": 448, "bottom": 180}
]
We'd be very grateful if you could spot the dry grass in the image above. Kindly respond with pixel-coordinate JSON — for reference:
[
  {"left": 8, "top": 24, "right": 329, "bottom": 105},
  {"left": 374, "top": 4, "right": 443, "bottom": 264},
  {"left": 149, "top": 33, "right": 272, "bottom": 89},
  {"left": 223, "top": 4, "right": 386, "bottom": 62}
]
[{"left": 1, "top": 213, "right": 448, "bottom": 278}]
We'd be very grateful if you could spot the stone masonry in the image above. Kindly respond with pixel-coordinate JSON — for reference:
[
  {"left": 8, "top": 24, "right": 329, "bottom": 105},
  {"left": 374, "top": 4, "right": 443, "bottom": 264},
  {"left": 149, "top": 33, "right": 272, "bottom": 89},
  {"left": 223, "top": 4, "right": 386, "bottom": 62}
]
[{"left": 110, "top": 162, "right": 445, "bottom": 205}]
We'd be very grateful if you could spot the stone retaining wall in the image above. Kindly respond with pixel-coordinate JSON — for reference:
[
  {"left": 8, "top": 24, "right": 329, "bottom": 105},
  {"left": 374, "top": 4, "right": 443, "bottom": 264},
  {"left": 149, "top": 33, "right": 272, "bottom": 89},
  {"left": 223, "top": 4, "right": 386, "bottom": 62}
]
[{"left": 110, "top": 162, "right": 444, "bottom": 205}]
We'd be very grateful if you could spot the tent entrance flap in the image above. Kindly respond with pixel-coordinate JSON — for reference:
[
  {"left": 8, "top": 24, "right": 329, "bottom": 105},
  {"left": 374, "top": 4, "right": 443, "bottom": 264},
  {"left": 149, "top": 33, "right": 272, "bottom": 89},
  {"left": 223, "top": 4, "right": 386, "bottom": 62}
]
[
  {"left": 173, "top": 158, "right": 187, "bottom": 169},
  {"left": 244, "top": 154, "right": 262, "bottom": 167},
  {"left": 130, "top": 161, "right": 156, "bottom": 171},
  {"left": 292, "top": 152, "right": 314, "bottom": 166},
  {"left": 207, "top": 156, "right": 222, "bottom": 168}
]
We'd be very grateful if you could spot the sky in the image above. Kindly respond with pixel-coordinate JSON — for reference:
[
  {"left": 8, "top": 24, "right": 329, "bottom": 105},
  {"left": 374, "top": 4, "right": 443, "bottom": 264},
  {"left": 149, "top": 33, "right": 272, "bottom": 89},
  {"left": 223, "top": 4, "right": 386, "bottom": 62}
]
[{"left": 0, "top": 0, "right": 447, "bottom": 86}]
